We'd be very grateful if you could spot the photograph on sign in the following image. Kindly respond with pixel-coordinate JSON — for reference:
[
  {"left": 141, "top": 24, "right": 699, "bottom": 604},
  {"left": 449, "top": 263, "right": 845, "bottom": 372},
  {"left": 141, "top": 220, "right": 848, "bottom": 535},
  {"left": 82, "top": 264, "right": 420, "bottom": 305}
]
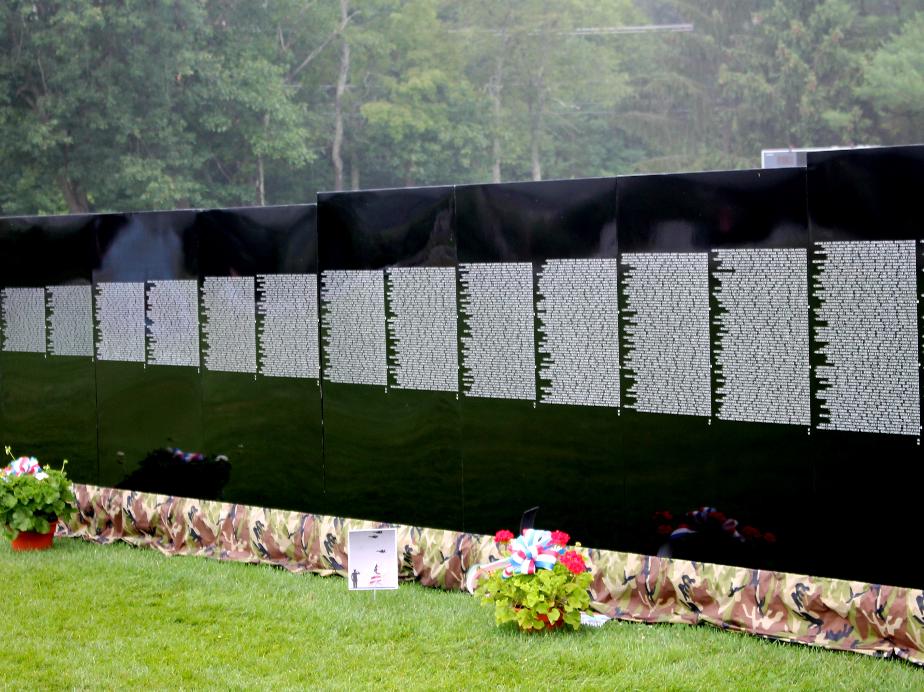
[{"left": 347, "top": 529, "right": 399, "bottom": 590}]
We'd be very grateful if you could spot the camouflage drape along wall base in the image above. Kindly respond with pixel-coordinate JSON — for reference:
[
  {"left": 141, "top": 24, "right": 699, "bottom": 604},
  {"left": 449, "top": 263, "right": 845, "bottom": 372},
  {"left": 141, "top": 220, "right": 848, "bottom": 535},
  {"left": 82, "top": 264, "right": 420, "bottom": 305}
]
[{"left": 61, "top": 484, "right": 924, "bottom": 666}]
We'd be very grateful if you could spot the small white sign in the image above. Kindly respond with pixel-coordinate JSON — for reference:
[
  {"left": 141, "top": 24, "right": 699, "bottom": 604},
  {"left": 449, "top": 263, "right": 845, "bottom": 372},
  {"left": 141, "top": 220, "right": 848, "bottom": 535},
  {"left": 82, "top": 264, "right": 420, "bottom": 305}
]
[{"left": 347, "top": 529, "right": 399, "bottom": 591}]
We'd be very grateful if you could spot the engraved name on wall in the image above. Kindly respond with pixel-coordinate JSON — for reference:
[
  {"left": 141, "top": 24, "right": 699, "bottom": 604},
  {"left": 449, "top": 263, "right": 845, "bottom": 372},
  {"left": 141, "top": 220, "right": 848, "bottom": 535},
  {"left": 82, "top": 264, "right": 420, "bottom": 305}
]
[
  {"left": 813, "top": 240, "right": 920, "bottom": 436},
  {"left": 459, "top": 262, "right": 535, "bottom": 401},
  {"left": 712, "top": 248, "right": 810, "bottom": 425},
  {"left": 94, "top": 282, "right": 145, "bottom": 362},
  {"left": 537, "top": 258, "right": 619, "bottom": 407},
  {"left": 146, "top": 279, "right": 200, "bottom": 367},
  {"left": 621, "top": 252, "right": 711, "bottom": 417},
  {"left": 1, "top": 287, "right": 46, "bottom": 353},
  {"left": 257, "top": 273, "right": 318, "bottom": 379},
  {"left": 46, "top": 285, "right": 93, "bottom": 357},
  {"left": 321, "top": 270, "right": 386, "bottom": 386},
  {"left": 201, "top": 276, "right": 257, "bottom": 374},
  {"left": 385, "top": 267, "right": 458, "bottom": 392}
]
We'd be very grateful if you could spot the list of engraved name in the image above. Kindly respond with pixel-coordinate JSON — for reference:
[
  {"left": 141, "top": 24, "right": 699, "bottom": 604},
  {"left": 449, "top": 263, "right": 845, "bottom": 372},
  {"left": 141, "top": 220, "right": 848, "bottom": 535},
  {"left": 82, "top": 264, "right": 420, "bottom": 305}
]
[
  {"left": 813, "top": 240, "right": 919, "bottom": 435},
  {"left": 47, "top": 285, "right": 93, "bottom": 357},
  {"left": 1, "top": 287, "right": 46, "bottom": 353},
  {"left": 146, "top": 279, "right": 200, "bottom": 367},
  {"left": 95, "top": 282, "right": 145, "bottom": 362},
  {"left": 459, "top": 262, "right": 535, "bottom": 400},
  {"left": 713, "top": 248, "right": 809, "bottom": 425},
  {"left": 386, "top": 267, "right": 457, "bottom": 392},
  {"left": 257, "top": 273, "right": 318, "bottom": 379},
  {"left": 621, "top": 252, "right": 711, "bottom": 417},
  {"left": 321, "top": 270, "right": 386, "bottom": 385},
  {"left": 201, "top": 276, "right": 256, "bottom": 373},
  {"left": 537, "top": 259, "right": 619, "bottom": 407}
]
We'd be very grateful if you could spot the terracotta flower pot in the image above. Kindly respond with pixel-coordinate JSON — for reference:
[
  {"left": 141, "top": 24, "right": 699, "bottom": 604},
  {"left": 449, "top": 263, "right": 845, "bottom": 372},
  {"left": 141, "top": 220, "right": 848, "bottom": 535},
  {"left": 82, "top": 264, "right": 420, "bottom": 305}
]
[{"left": 11, "top": 518, "right": 57, "bottom": 552}]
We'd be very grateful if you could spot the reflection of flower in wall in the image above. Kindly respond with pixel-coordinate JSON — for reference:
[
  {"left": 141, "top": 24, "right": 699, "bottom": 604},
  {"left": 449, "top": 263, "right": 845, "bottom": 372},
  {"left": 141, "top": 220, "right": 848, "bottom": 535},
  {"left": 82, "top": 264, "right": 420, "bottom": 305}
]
[
  {"left": 116, "top": 448, "right": 231, "bottom": 501},
  {"left": 653, "top": 507, "right": 776, "bottom": 545}
]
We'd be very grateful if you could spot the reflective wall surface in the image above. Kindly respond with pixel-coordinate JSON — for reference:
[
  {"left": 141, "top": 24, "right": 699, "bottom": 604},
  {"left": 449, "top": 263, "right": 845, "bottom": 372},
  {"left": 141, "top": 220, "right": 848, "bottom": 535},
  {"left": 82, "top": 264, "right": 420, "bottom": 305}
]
[
  {"left": 455, "top": 178, "right": 621, "bottom": 545},
  {"left": 196, "top": 205, "right": 322, "bottom": 510},
  {"left": 1, "top": 146, "right": 922, "bottom": 587},
  {"left": 0, "top": 214, "right": 98, "bottom": 482},
  {"left": 617, "top": 169, "right": 813, "bottom": 573},
  {"left": 92, "top": 211, "right": 203, "bottom": 491},
  {"left": 317, "top": 186, "right": 461, "bottom": 529},
  {"left": 806, "top": 146, "right": 924, "bottom": 587}
]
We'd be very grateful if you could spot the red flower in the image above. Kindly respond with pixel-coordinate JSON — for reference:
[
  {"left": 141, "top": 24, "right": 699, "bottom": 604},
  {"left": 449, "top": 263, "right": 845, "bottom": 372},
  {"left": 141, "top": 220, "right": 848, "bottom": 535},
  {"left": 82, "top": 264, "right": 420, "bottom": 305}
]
[
  {"left": 550, "top": 530, "right": 570, "bottom": 546},
  {"left": 494, "top": 529, "right": 514, "bottom": 544},
  {"left": 656, "top": 524, "right": 673, "bottom": 535},
  {"left": 707, "top": 510, "right": 726, "bottom": 524},
  {"left": 677, "top": 523, "right": 689, "bottom": 530},
  {"left": 763, "top": 532, "right": 777, "bottom": 544},
  {"left": 652, "top": 510, "right": 673, "bottom": 521},
  {"left": 740, "top": 525, "right": 761, "bottom": 540},
  {"left": 561, "top": 550, "right": 586, "bottom": 574}
]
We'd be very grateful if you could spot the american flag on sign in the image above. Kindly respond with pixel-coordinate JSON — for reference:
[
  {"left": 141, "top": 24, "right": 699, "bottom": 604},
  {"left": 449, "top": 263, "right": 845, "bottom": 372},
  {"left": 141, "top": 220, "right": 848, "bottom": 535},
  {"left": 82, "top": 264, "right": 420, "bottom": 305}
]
[{"left": 369, "top": 564, "right": 382, "bottom": 587}]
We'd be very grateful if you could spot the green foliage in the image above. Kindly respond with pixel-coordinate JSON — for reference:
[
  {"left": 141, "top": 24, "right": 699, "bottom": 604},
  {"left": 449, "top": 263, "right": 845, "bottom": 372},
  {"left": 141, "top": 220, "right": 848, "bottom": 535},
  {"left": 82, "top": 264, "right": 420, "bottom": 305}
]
[
  {"left": 2, "top": 1, "right": 924, "bottom": 214},
  {"left": 0, "top": 462, "right": 76, "bottom": 539},
  {"left": 862, "top": 12, "right": 924, "bottom": 140},
  {"left": 476, "top": 562, "right": 592, "bottom": 631}
]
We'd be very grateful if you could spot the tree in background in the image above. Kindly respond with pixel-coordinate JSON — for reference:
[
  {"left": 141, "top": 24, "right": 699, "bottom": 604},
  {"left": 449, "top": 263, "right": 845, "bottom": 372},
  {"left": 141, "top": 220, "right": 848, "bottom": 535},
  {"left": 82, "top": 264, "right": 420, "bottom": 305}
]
[
  {"left": 1, "top": 1, "right": 924, "bottom": 215},
  {"left": 862, "top": 11, "right": 924, "bottom": 144}
]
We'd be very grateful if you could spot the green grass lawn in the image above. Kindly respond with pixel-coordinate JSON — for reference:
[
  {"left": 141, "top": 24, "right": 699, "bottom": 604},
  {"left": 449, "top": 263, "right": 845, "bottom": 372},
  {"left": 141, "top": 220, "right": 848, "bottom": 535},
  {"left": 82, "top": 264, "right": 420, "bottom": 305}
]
[{"left": 1, "top": 538, "right": 920, "bottom": 690}]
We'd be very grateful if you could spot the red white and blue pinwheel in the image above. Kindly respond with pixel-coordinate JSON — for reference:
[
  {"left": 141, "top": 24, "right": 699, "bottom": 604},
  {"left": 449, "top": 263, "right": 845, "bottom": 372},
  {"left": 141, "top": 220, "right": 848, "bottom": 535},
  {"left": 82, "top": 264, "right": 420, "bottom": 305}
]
[
  {"left": 502, "top": 529, "right": 564, "bottom": 578},
  {"left": 1, "top": 456, "right": 47, "bottom": 480}
]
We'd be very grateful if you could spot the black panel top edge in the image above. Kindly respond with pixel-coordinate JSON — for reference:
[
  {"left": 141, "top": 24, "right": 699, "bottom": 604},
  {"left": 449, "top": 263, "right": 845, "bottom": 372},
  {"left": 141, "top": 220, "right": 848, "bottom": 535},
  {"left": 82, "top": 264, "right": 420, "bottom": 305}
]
[
  {"left": 317, "top": 183, "right": 453, "bottom": 203},
  {"left": 1, "top": 202, "right": 319, "bottom": 223},
  {"left": 0, "top": 213, "right": 98, "bottom": 286},
  {"left": 454, "top": 174, "right": 617, "bottom": 194},
  {"left": 617, "top": 166, "right": 799, "bottom": 186},
  {"left": 91, "top": 210, "right": 199, "bottom": 283},
  {"left": 806, "top": 143, "right": 924, "bottom": 242},
  {"left": 617, "top": 167, "right": 807, "bottom": 252},
  {"left": 318, "top": 185, "right": 454, "bottom": 270},
  {"left": 806, "top": 142, "right": 924, "bottom": 168},
  {"left": 454, "top": 177, "right": 618, "bottom": 263},
  {"left": 199, "top": 202, "right": 317, "bottom": 214},
  {"left": 196, "top": 205, "right": 318, "bottom": 276}
]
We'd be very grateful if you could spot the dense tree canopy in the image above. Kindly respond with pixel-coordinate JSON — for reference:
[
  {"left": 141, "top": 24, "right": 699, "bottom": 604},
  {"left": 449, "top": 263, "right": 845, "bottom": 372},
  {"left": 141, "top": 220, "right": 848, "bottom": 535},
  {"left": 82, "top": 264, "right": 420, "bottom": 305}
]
[{"left": 1, "top": 1, "right": 922, "bottom": 215}]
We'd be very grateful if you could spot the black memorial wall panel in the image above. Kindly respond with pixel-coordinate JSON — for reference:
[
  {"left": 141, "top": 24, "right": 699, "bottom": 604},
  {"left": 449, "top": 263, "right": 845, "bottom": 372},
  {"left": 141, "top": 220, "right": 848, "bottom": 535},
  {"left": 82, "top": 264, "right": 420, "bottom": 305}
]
[
  {"left": 92, "top": 211, "right": 205, "bottom": 493},
  {"left": 1, "top": 146, "right": 921, "bottom": 588},
  {"left": 196, "top": 204, "right": 322, "bottom": 511},
  {"left": 455, "top": 178, "right": 621, "bottom": 545},
  {"left": 317, "top": 186, "right": 461, "bottom": 529},
  {"left": 807, "top": 145, "right": 924, "bottom": 588},
  {"left": 0, "top": 214, "right": 98, "bottom": 482},
  {"left": 616, "top": 169, "right": 814, "bottom": 572}
]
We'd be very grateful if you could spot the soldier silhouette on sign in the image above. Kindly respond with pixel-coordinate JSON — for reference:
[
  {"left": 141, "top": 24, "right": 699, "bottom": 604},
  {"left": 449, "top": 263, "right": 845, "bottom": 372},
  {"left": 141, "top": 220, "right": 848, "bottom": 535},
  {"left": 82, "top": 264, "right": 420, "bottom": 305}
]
[{"left": 351, "top": 568, "right": 359, "bottom": 589}]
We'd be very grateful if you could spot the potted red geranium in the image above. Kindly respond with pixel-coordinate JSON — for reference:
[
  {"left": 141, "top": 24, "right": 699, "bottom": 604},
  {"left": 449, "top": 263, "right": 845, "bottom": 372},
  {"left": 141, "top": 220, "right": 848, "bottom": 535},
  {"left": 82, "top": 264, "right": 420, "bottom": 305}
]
[
  {"left": 474, "top": 529, "right": 592, "bottom": 631},
  {"left": 0, "top": 448, "right": 76, "bottom": 551}
]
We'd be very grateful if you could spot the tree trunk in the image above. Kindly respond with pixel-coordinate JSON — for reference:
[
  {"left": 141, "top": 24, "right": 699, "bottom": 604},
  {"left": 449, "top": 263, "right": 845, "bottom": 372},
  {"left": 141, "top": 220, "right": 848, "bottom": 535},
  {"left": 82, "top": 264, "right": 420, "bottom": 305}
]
[
  {"left": 256, "top": 155, "right": 265, "bottom": 206},
  {"left": 58, "top": 175, "right": 89, "bottom": 214},
  {"left": 530, "top": 136, "right": 542, "bottom": 182},
  {"left": 332, "top": 0, "right": 350, "bottom": 192},
  {"left": 529, "top": 64, "right": 546, "bottom": 182},
  {"left": 256, "top": 113, "right": 269, "bottom": 205},
  {"left": 350, "top": 150, "right": 359, "bottom": 191},
  {"left": 489, "top": 30, "right": 509, "bottom": 183}
]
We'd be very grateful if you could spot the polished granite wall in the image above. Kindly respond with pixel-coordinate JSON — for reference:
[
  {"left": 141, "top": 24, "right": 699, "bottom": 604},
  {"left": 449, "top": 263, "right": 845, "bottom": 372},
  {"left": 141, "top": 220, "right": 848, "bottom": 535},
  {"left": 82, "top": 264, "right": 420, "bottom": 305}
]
[{"left": 2, "top": 144, "right": 921, "bottom": 587}]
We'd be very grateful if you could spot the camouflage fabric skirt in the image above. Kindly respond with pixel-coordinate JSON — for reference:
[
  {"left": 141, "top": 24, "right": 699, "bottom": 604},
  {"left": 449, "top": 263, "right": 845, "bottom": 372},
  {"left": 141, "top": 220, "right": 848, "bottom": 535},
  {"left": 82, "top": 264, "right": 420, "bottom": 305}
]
[{"left": 61, "top": 484, "right": 924, "bottom": 666}]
